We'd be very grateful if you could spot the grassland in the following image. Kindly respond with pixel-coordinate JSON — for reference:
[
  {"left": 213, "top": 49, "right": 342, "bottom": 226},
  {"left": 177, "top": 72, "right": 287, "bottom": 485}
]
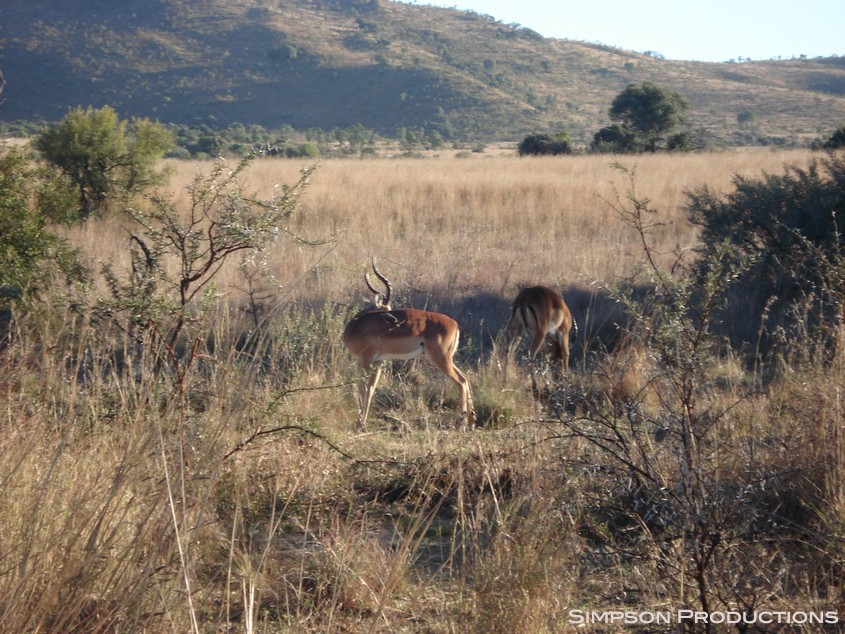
[
  {"left": 131, "top": 148, "right": 816, "bottom": 305},
  {"left": 3, "top": 148, "right": 844, "bottom": 632}
]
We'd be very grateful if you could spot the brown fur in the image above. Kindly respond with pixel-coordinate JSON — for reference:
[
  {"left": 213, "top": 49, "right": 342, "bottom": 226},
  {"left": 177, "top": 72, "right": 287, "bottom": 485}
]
[
  {"left": 506, "top": 286, "right": 575, "bottom": 379},
  {"left": 343, "top": 262, "right": 475, "bottom": 429}
]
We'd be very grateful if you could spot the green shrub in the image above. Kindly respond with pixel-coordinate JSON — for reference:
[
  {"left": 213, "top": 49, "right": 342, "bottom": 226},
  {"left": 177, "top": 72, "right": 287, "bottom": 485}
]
[
  {"left": 0, "top": 148, "right": 84, "bottom": 308},
  {"left": 687, "top": 153, "right": 845, "bottom": 360},
  {"left": 35, "top": 106, "right": 174, "bottom": 217},
  {"left": 517, "top": 132, "right": 571, "bottom": 156},
  {"left": 822, "top": 124, "right": 845, "bottom": 149}
]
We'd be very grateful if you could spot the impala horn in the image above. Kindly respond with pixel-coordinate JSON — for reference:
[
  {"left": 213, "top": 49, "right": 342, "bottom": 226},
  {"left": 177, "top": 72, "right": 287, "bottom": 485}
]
[{"left": 365, "top": 256, "right": 392, "bottom": 309}]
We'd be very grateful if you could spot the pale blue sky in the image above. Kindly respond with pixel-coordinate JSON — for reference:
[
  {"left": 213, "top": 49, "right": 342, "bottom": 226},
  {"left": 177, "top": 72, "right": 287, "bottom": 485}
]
[{"left": 415, "top": 0, "right": 843, "bottom": 62}]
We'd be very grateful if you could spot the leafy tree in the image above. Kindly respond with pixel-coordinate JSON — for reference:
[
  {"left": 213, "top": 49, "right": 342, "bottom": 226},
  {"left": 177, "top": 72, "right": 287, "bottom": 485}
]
[
  {"left": 737, "top": 110, "right": 757, "bottom": 128},
  {"left": 518, "top": 132, "right": 572, "bottom": 156},
  {"left": 35, "top": 106, "right": 174, "bottom": 217},
  {"left": 593, "top": 82, "right": 689, "bottom": 153},
  {"left": 0, "top": 148, "right": 83, "bottom": 306},
  {"left": 590, "top": 124, "right": 637, "bottom": 154}
]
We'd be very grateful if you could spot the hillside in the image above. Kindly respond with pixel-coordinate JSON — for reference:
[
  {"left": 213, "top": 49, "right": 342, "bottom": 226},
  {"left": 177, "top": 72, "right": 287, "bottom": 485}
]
[{"left": 2, "top": 0, "right": 845, "bottom": 145}]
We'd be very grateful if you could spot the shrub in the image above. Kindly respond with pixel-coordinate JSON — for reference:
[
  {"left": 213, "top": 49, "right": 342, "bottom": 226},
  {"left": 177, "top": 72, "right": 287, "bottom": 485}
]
[
  {"left": 100, "top": 155, "right": 316, "bottom": 360},
  {"left": 35, "top": 106, "right": 174, "bottom": 217},
  {"left": 591, "top": 123, "right": 639, "bottom": 153},
  {"left": 0, "top": 148, "right": 83, "bottom": 308},
  {"left": 822, "top": 124, "right": 845, "bottom": 150},
  {"left": 687, "top": 153, "right": 845, "bottom": 360},
  {"left": 556, "top": 164, "right": 844, "bottom": 621},
  {"left": 517, "top": 132, "right": 571, "bottom": 156}
]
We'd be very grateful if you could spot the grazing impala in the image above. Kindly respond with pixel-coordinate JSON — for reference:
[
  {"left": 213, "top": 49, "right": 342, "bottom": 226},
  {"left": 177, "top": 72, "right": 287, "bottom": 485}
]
[
  {"left": 506, "top": 285, "right": 576, "bottom": 382},
  {"left": 342, "top": 259, "right": 475, "bottom": 429}
]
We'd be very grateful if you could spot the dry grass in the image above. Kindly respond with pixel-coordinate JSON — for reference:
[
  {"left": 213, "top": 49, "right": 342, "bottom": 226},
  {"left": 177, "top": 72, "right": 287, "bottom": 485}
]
[
  {"left": 143, "top": 149, "right": 812, "bottom": 291},
  {"left": 4, "top": 148, "right": 843, "bottom": 633},
  {"left": 69, "top": 148, "right": 815, "bottom": 344}
]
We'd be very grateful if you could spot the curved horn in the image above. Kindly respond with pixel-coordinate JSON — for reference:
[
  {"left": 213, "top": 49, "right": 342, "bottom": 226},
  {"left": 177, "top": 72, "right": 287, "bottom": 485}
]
[
  {"left": 365, "top": 257, "right": 392, "bottom": 308},
  {"left": 364, "top": 272, "right": 380, "bottom": 297},
  {"left": 371, "top": 257, "right": 392, "bottom": 306}
]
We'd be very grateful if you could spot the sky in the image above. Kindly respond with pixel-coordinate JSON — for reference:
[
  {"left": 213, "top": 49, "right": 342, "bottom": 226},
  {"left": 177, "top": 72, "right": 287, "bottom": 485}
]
[{"left": 415, "top": 0, "right": 844, "bottom": 62}]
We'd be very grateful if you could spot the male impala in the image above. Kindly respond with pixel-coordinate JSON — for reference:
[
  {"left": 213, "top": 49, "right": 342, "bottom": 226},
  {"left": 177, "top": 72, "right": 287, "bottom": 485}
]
[
  {"left": 506, "top": 285, "right": 576, "bottom": 382},
  {"left": 342, "top": 259, "right": 475, "bottom": 429}
]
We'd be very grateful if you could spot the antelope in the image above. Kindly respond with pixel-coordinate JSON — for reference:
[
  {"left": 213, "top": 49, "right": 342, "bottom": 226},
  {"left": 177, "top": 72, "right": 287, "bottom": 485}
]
[
  {"left": 342, "top": 259, "right": 475, "bottom": 430},
  {"left": 505, "top": 285, "right": 576, "bottom": 383}
]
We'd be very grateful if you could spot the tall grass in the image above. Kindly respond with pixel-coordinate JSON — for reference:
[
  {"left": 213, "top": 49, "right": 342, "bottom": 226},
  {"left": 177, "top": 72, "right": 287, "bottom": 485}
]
[
  {"left": 155, "top": 149, "right": 814, "bottom": 300},
  {"left": 72, "top": 149, "right": 815, "bottom": 355},
  {"left": 3, "top": 148, "right": 842, "bottom": 632}
]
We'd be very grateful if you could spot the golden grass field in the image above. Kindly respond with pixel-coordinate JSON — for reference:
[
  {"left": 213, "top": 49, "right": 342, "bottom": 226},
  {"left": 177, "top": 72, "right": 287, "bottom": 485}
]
[
  {"left": 5, "top": 148, "right": 843, "bottom": 633},
  {"left": 69, "top": 147, "right": 816, "bottom": 326},
  {"left": 169, "top": 148, "right": 814, "bottom": 295}
]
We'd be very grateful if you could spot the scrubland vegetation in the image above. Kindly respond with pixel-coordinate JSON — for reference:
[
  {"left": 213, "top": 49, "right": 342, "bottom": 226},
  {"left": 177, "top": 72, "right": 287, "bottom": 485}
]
[{"left": 3, "top": 147, "right": 845, "bottom": 632}]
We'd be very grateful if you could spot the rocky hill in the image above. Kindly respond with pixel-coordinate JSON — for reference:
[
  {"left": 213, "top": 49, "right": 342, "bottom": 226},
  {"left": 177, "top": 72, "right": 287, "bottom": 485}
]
[{"left": 2, "top": 0, "right": 845, "bottom": 145}]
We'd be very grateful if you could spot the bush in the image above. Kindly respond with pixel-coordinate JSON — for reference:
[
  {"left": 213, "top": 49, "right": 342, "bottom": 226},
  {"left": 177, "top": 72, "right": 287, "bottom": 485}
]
[
  {"left": 517, "top": 133, "right": 571, "bottom": 156},
  {"left": 557, "top": 164, "right": 845, "bottom": 620},
  {"left": 591, "top": 123, "right": 638, "bottom": 153},
  {"left": 35, "top": 106, "right": 173, "bottom": 217},
  {"left": 101, "top": 155, "right": 315, "bottom": 357},
  {"left": 687, "top": 153, "right": 845, "bottom": 360},
  {"left": 822, "top": 124, "right": 845, "bottom": 150},
  {"left": 0, "top": 148, "right": 83, "bottom": 308}
]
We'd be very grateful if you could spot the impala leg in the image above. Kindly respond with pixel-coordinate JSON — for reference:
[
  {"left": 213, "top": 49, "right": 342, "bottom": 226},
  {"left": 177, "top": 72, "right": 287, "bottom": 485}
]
[
  {"left": 504, "top": 336, "right": 518, "bottom": 383},
  {"left": 451, "top": 365, "right": 476, "bottom": 428},
  {"left": 426, "top": 346, "right": 476, "bottom": 428},
  {"left": 527, "top": 331, "right": 547, "bottom": 394},
  {"left": 357, "top": 362, "right": 382, "bottom": 430},
  {"left": 560, "top": 329, "right": 570, "bottom": 374},
  {"left": 448, "top": 365, "right": 475, "bottom": 428},
  {"left": 528, "top": 331, "right": 547, "bottom": 368},
  {"left": 504, "top": 319, "right": 524, "bottom": 383},
  {"left": 549, "top": 329, "right": 569, "bottom": 379},
  {"left": 561, "top": 329, "right": 570, "bottom": 370}
]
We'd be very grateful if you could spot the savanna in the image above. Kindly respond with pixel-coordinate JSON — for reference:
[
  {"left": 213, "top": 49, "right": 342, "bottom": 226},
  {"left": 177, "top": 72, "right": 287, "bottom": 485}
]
[{"left": 2, "top": 147, "right": 844, "bottom": 633}]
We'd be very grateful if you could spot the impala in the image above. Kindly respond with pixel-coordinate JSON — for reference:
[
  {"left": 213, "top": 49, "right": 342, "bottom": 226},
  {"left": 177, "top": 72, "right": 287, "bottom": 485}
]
[
  {"left": 342, "top": 259, "right": 475, "bottom": 429},
  {"left": 505, "top": 285, "right": 576, "bottom": 382}
]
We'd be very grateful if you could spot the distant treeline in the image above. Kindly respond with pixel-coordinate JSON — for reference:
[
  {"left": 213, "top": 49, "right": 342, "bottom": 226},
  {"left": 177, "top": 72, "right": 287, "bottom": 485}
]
[{"left": 0, "top": 119, "right": 453, "bottom": 159}]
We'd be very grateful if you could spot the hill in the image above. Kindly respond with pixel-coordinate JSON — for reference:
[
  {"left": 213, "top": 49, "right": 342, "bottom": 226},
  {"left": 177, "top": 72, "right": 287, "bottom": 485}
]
[{"left": 2, "top": 0, "right": 845, "bottom": 145}]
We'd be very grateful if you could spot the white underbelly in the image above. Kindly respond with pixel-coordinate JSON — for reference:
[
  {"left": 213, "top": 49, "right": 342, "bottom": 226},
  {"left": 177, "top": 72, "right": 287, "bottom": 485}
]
[{"left": 374, "top": 346, "right": 426, "bottom": 362}]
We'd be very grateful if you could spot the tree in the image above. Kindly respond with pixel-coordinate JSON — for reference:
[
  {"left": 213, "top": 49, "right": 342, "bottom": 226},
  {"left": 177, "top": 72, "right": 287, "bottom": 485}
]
[
  {"left": 590, "top": 124, "right": 637, "bottom": 154},
  {"left": 518, "top": 132, "right": 572, "bottom": 156},
  {"left": 737, "top": 110, "right": 757, "bottom": 128},
  {"left": 0, "top": 148, "right": 83, "bottom": 305},
  {"left": 593, "top": 82, "right": 689, "bottom": 153},
  {"left": 822, "top": 124, "right": 845, "bottom": 150},
  {"left": 35, "top": 106, "right": 174, "bottom": 218}
]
